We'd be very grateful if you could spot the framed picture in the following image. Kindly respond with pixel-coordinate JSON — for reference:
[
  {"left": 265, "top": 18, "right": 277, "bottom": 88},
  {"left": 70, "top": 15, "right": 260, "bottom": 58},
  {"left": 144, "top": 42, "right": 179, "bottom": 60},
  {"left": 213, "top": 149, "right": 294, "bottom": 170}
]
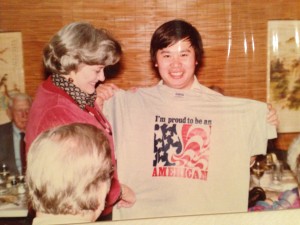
[
  {"left": 267, "top": 20, "right": 300, "bottom": 133},
  {"left": 0, "top": 32, "right": 25, "bottom": 124}
]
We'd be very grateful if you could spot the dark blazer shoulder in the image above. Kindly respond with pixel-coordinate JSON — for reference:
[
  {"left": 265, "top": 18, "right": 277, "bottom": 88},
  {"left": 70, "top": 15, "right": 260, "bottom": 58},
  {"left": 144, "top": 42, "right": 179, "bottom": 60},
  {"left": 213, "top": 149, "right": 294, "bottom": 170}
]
[
  {"left": 0, "top": 122, "right": 18, "bottom": 174},
  {"left": 0, "top": 122, "right": 13, "bottom": 135}
]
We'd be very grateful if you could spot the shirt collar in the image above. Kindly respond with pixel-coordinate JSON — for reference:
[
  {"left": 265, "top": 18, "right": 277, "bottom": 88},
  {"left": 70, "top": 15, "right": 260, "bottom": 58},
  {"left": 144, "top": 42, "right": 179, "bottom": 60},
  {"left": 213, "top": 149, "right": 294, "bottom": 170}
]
[
  {"left": 12, "top": 123, "right": 21, "bottom": 136},
  {"left": 158, "top": 75, "right": 200, "bottom": 90}
]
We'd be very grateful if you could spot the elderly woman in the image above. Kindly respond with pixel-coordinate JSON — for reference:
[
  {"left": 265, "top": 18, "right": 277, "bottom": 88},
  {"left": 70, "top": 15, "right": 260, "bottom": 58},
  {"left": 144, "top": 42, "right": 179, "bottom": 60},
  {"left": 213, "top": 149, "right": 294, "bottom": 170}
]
[
  {"left": 288, "top": 135, "right": 300, "bottom": 175},
  {"left": 27, "top": 123, "right": 113, "bottom": 224},
  {"left": 25, "top": 22, "right": 135, "bottom": 220}
]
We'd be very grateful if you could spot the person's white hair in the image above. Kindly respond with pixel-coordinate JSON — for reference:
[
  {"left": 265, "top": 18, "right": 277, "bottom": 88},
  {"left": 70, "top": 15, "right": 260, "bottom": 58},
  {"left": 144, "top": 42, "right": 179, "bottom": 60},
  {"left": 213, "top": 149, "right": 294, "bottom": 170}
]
[
  {"left": 26, "top": 123, "right": 112, "bottom": 217},
  {"left": 8, "top": 92, "right": 32, "bottom": 109},
  {"left": 287, "top": 135, "right": 300, "bottom": 174}
]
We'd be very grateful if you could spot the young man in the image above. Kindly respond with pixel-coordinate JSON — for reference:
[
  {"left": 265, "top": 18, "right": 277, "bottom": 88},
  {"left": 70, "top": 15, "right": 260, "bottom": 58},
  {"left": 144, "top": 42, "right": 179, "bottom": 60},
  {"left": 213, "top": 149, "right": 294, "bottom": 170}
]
[
  {"left": 98, "top": 19, "right": 277, "bottom": 220},
  {"left": 0, "top": 93, "right": 31, "bottom": 175},
  {"left": 26, "top": 123, "right": 113, "bottom": 225}
]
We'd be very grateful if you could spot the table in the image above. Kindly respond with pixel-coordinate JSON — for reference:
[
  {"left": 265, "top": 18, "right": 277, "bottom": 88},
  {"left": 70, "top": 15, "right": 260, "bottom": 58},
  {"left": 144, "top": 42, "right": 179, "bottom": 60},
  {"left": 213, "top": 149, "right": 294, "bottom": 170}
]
[
  {"left": 0, "top": 186, "right": 32, "bottom": 225},
  {"left": 0, "top": 200, "right": 33, "bottom": 225},
  {"left": 0, "top": 201, "right": 28, "bottom": 217},
  {"left": 249, "top": 169, "right": 300, "bottom": 211}
]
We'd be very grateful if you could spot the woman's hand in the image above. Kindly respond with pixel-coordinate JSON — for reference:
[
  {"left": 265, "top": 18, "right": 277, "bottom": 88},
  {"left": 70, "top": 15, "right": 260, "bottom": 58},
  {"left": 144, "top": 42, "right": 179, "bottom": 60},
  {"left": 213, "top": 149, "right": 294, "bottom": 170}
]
[
  {"left": 117, "top": 183, "right": 136, "bottom": 208},
  {"left": 95, "top": 83, "right": 119, "bottom": 110},
  {"left": 267, "top": 103, "right": 279, "bottom": 127}
]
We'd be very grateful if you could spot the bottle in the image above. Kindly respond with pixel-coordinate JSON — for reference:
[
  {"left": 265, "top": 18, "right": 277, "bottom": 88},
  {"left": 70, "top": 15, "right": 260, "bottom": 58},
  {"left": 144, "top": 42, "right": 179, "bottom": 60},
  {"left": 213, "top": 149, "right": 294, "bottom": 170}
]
[
  {"left": 0, "top": 163, "right": 10, "bottom": 193},
  {"left": 10, "top": 177, "right": 18, "bottom": 195},
  {"left": 17, "top": 175, "right": 28, "bottom": 207},
  {"left": 17, "top": 175, "right": 26, "bottom": 194}
]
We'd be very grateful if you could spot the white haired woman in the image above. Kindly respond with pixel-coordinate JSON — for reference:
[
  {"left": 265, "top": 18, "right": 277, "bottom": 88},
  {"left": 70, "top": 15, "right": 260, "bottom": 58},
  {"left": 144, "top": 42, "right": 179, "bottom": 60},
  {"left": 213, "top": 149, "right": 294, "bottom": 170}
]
[
  {"left": 27, "top": 123, "right": 113, "bottom": 224},
  {"left": 25, "top": 22, "right": 135, "bottom": 220}
]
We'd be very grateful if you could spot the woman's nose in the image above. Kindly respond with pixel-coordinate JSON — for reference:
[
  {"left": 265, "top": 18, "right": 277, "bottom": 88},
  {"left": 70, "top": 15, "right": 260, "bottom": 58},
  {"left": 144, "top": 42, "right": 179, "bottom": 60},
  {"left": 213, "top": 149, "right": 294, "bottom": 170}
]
[{"left": 98, "top": 70, "right": 105, "bottom": 82}]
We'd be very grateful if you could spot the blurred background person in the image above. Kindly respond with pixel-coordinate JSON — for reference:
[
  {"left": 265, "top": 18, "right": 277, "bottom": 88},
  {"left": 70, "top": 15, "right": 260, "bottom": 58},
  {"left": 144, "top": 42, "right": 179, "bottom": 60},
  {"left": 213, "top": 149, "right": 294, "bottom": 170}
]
[
  {"left": 287, "top": 135, "right": 300, "bottom": 176},
  {"left": 0, "top": 92, "right": 31, "bottom": 175},
  {"left": 26, "top": 123, "right": 113, "bottom": 225}
]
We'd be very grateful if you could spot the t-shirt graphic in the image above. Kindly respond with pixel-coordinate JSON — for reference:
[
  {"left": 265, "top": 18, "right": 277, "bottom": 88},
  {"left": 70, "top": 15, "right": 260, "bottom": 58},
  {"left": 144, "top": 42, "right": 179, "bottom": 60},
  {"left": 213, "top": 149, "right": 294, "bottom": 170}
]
[{"left": 153, "top": 119, "right": 211, "bottom": 180}]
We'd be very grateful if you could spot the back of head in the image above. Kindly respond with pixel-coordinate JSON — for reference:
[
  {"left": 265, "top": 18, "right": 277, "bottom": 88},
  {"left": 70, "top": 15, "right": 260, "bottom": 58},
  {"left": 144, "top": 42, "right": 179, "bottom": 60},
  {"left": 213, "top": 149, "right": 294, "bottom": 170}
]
[
  {"left": 26, "top": 123, "right": 112, "bottom": 217},
  {"left": 43, "top": 21, "right": 122, "bottom": 76},
  {"left": 150, "top": 19, "right": 204, "bottom": 72}
]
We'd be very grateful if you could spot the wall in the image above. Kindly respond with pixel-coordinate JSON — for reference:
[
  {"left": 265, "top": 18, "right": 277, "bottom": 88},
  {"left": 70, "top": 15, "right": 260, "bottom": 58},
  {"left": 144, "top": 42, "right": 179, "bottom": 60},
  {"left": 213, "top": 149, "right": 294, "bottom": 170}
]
[{"left": 0, "top": 0, "right": 299, "bottom": 150}]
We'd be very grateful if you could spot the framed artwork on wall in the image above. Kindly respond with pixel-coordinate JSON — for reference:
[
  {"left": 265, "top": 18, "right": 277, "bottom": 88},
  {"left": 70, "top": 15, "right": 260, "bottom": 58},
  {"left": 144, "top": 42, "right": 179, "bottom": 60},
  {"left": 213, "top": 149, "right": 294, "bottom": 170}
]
[
  {"left": 0, "top": 32, "right": 25, "bottom": 125},
  {"left": 267, "top": 20, "right": 300, "bottom": 133}
]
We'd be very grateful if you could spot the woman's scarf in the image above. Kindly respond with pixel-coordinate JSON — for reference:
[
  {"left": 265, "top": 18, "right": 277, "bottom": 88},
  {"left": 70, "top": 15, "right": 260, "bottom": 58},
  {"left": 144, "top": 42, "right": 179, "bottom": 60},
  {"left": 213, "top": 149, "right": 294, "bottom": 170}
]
[{"left": 52, "top": 74, "right": 96, "bottom": 110}]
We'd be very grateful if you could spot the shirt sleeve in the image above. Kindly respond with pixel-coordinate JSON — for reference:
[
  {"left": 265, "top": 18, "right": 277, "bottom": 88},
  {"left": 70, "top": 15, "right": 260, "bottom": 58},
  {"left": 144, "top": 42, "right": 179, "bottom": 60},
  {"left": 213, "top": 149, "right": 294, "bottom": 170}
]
[{"left": 249, "top": 101, "right": 277, "bottom": 156}]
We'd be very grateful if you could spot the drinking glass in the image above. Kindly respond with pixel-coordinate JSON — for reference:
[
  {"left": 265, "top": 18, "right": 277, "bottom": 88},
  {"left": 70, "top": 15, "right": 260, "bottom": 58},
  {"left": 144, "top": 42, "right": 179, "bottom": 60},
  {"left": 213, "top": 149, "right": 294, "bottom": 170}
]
[
  {"left": 251, "top": 160, "right": 266, "bottom": 187},
  {"left": 272, "top": 161, "right": 283, "bottom": 184}
]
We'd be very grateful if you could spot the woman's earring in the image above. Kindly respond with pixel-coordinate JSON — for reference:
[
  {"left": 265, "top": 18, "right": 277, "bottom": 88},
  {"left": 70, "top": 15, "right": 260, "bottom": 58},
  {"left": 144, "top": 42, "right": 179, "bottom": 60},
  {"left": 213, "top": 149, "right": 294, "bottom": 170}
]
[{"left": 68, "top": 77, "right": 74, "bottom": 83}]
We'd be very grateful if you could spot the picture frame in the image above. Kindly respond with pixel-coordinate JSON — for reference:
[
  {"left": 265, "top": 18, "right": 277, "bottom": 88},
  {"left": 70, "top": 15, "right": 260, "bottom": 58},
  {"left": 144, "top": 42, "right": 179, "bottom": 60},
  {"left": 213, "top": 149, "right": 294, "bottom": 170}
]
[
  {"left": 267, "top": 20, "right": 300, "bottom": 133},
  {"left": 0, "top": 32, "right": 25, "bottom": 124}
]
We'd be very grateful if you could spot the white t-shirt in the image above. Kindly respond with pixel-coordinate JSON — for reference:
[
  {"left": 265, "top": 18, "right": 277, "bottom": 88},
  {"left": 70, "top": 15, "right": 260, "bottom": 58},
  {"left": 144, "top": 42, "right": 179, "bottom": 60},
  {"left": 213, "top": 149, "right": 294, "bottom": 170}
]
[{"left": 103, "top": 80, "right": 277, "bottom": 220}]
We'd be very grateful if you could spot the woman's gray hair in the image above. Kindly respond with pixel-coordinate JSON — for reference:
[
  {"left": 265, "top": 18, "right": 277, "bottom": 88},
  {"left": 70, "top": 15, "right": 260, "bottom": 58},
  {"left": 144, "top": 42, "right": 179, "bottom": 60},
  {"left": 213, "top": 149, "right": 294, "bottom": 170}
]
[
  {"left": 43, "top": 22, "right": 122, "bottom": 75},
  {"left": 287, "top": 135, "right": 300, "bottom": 174}
]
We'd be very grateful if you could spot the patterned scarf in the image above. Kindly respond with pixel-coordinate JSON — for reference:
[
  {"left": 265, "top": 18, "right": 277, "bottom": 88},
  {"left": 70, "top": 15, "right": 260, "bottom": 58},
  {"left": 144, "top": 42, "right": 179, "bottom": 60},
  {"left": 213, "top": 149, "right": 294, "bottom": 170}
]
[{"left": 52, "top": 74, "right": 96, "bottom": 110}]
